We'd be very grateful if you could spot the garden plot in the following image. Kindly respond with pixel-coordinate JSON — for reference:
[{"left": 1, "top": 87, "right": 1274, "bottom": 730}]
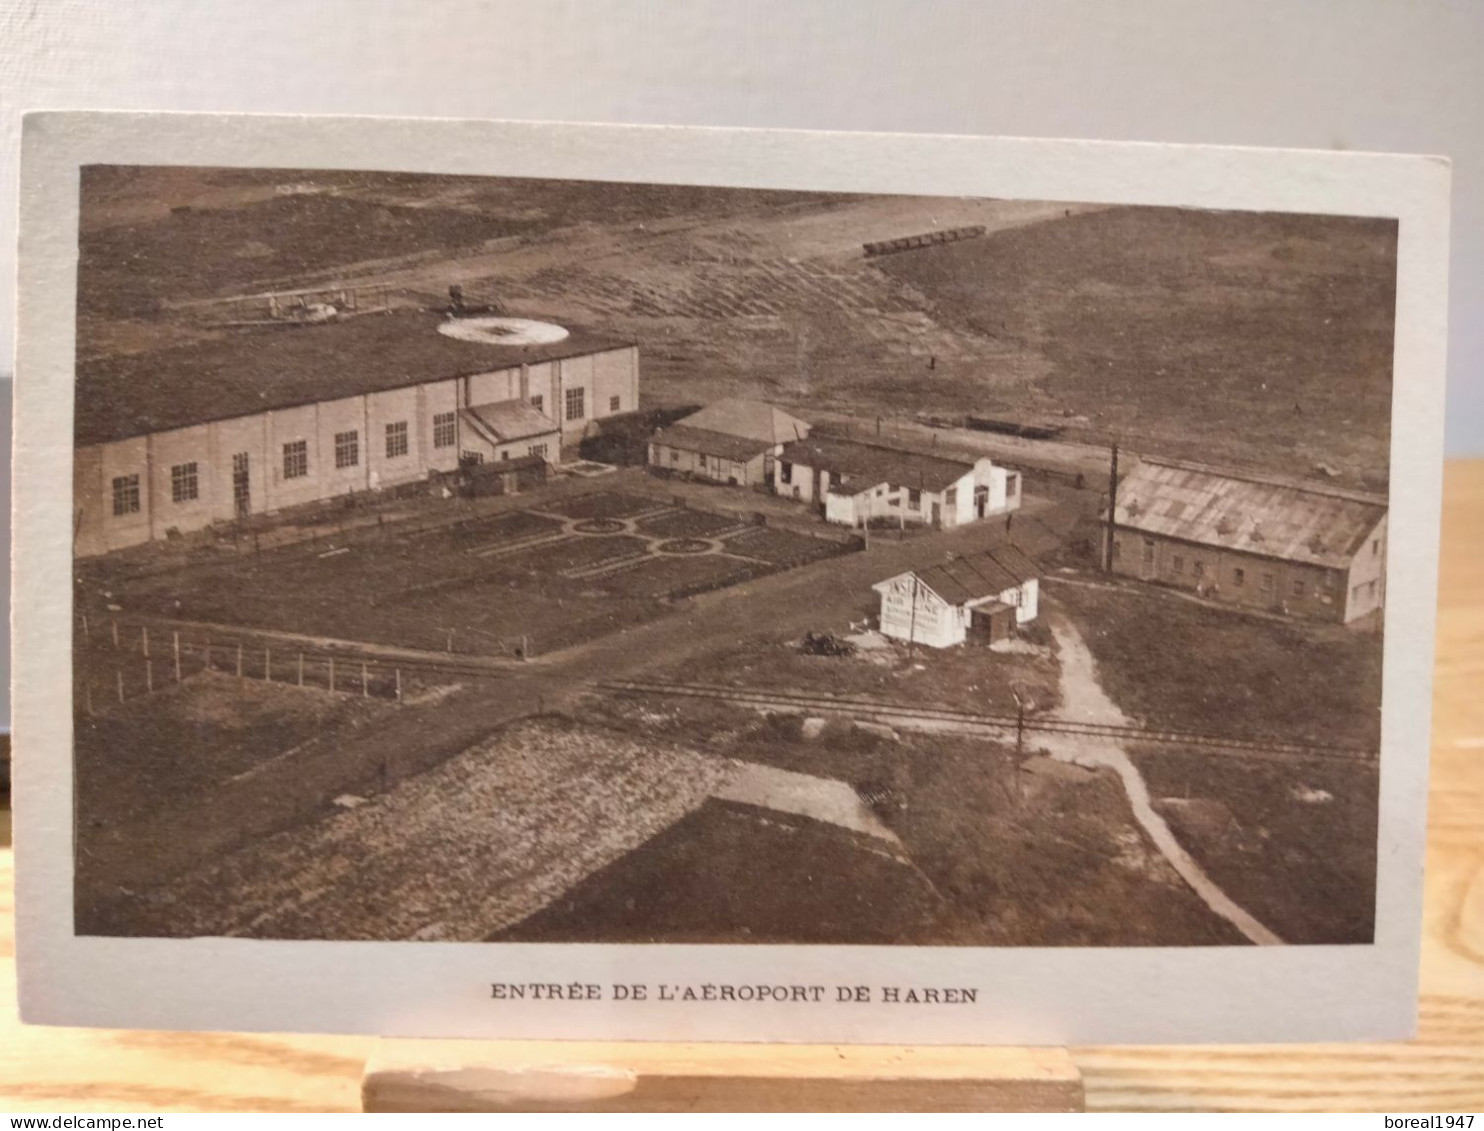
[
  {"left": 542, "top": 491, "right": 671, "bottom": 521},
  {"left": 596, "top": 553, "right": 758, "bottom": 600},
  {"left": 635, "top": 508, "right": 753, "bottom": 540}
]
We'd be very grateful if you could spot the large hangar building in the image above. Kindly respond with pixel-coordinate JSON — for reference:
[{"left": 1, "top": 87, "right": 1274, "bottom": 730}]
[
  {"left": 74, "top": 313, "right": 638, "bottom": 557},
  {"left": 1104, "top": 457, "right": 1387, "bottom": 624}
]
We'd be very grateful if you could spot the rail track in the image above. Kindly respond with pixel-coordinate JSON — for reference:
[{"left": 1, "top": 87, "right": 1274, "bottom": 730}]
[{"left": 594, "top": 678, "right": 1378, "bottom": 767}]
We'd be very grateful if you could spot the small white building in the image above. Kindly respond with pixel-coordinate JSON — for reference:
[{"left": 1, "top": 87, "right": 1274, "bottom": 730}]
[
  {"left": 775, "top": 436, "right": 1021, "bottom": 529},
  {"left": 872, "top": 546, "right": 1040, "bottom": 649}
]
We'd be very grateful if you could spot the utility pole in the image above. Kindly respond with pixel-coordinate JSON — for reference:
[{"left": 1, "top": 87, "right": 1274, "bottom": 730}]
[
  {"left": 1104, "top": 442, "right": 1120, "bottom": 572},
  {"left": 1011, "top": 684, "right": 1033, "bottom": 803}
]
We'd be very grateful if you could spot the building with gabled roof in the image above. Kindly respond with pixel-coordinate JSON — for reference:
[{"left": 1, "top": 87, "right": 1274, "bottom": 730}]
[
  {"left": 1105, "top": 456, "right": 1387, "bottom": 623},
  {"left": 775, "top": 435, "right": 1021, "bottom": 529},
  {"left": 647, "top": 399, "right": 811, "bottom": 488},
  {"left": 673, "top": 399, "right": 811, "bottom": 446},
  {"left": 873, "top": 545, "right": 1041, "bottom": 648}
]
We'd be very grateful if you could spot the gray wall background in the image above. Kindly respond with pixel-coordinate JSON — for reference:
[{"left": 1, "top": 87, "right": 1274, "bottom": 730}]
[{"left": 3, "top": 0, "right": 1481, "bottom": 729}]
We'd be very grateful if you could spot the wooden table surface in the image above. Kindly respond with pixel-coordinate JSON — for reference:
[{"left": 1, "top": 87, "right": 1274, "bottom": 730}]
[{"left": 2, "top": 462, "right": 1481, "bottom": 1113}]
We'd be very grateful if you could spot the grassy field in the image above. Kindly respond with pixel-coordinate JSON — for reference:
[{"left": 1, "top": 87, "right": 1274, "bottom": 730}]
[
  {"left": 587, "top": 695, "right": 1243, "bottom": 946},
  {"left": 1133, "top": 746, "right": 1377, "bottom": 944},
  {"left": 1049, "top": 580, "right": 1384, "bottom": 749},
  {"left": 1048, "top": 579, "right": 1381, "bottom": 943},
  {"left": 881, "top": 207, "right": 1396, "bottom": 483},
  {"left": 75, "top": 670, "right": 392, "bottom": 832}
]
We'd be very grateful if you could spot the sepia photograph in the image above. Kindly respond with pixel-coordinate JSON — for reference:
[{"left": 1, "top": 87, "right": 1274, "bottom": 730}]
[
  {"left": 11, "top": 113, "right": 1449, "bottom": 1046},
  {"left": 68, "top": 162, "right": 1394, "bottom": 950}
]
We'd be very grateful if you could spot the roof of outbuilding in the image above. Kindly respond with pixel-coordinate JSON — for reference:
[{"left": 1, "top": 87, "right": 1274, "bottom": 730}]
[
  {"left": 1111, "top": 457, "right": 1387, "bottom": 569},
  {"left": 779, "top": 436, "right": 974, "bottom": 494},
  {"left": 461, "top": 399, "right": 559, "bottom": 444},
  {"left": 676, "top": 399, "right": 811, "bottom": 445},
  {"left": 874, "top": 545, "right": 1040, "bottom": 606},
  {"left": 74, "top": 312, "right": 632, "bottom": 447},
  {"left": 652, "top": 424, "right": 774, "bottom": 462}
]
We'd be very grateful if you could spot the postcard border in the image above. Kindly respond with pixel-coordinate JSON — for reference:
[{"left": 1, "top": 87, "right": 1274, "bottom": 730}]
[{"left": 13, "top": 112, "right": 1450, "bottom": 1044}]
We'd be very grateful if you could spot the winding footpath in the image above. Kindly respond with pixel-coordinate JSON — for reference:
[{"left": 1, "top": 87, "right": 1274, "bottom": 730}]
[{"left": 1044, "top": 610, "right": 1283, "bottom": 946}]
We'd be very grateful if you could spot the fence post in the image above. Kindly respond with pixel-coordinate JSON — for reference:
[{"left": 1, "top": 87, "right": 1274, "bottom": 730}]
[
  {"left": 265, "top": 647, "right": 272, "bottom": 683},
  {"left": 298, "top": 652, "right": 305, "bottom": 687},
  {"left": 146, "top": 660, "right": 154, "bottom": 694},
  {"left": 395, "top": 668, "right": 402, "bottom": 701},
  {"left": 111, "top": 620, "right": 120, "bottom": 650},
  {"left": 115, "top": 669, "right": 124, "bottom": 704},
  {"left": 173, "top": 631, "right": 181, "bottom": 682},
  {"left": 361, "top": 661, "right": 369, "bottom": 698},
  {"left": 141, "top": 625, "right": 149, "bottom": 658},
  {"left": 236, "top": 643, "right": 244, "bottom": 680},
  {"left": 81, "top": 613, "right": 89, "bottom": 640}
]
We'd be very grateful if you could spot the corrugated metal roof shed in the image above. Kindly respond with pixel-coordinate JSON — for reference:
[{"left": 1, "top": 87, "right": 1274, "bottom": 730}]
[{"left": 1112, "top": 457, "right": 1387, "bottom": 569}]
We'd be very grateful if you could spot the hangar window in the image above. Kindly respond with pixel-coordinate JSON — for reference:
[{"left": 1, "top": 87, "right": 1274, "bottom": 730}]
[
  {"left": 565, "top": 387, "right": 586, "bottom": 422},
  {"left": 907, "top": 488, "right": 921, "bottom": 509},
  {"left": 530, "top": 394, "right": 544, "bottom": 414},
  {"left": 1172, "top": 555, "right": 1184, "bottom": 573},
  {"left": 1292, "top": 578, "right": 1305, "bottom": 597},
  {"left": 432, "top": 412, "right": 456, "bottom": 449},
  {"left": 170, "top": 462, "right": 199, "bottom": 504},
  {"left": 385, "top": 420, "right": 409, "bottom": 459},
  {"left": 609, "top": 395, "right": 621, "bottom": 413},
  {"left": 334, "top": 430, "right": 359, "bottom": 469},
  {"left": 1261, "top": 571, "right": 1275, "bottom": 592},
  {"left": 1233, "top": 567, "right": 1245, "bottom": 587},
  {"left": 111, "top": 474, "right": 141, "bottom": 517},
  {"left": 282, "top": 440, "right": 308, "bottom": 480},
  {"left": 779, "top": 462, "right": 792, "bottom": 485},
  {"left": 529, "top": 443, "right": 549, "bottom": 460}
]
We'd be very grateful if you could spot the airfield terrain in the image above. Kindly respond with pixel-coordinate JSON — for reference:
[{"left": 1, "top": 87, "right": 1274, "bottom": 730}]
[
  {"left": 72, "top": 167, "right": 1387, "bottom": 947},
  {"left": 79, "top": 167, "right": 1397, "bottom": 483}
]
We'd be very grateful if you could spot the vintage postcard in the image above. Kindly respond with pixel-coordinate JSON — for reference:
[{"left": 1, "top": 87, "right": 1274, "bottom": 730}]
[{"left": 13, "top": 114, "right": 1449, "bottom": 1043}]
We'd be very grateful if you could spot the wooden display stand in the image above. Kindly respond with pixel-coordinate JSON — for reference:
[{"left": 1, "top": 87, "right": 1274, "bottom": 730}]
[{"left": 362, "top": 1040, "right": 1085, "bottom": 1112}]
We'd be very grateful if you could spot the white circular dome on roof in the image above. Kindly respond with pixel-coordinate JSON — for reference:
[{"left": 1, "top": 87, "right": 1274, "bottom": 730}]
[{"left": 438, "top": 316, "right": 570, "bottom": 346}]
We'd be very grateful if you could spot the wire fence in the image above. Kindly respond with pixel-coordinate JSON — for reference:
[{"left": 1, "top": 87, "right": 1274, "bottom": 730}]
[{"left": 75, "top": 617, "right": 410, "bottom": 714}]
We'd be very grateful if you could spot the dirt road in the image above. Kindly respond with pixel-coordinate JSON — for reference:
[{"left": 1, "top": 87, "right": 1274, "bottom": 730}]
[{"left": 1042, "top": 607, "right": 1283, "bottom": 946}]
